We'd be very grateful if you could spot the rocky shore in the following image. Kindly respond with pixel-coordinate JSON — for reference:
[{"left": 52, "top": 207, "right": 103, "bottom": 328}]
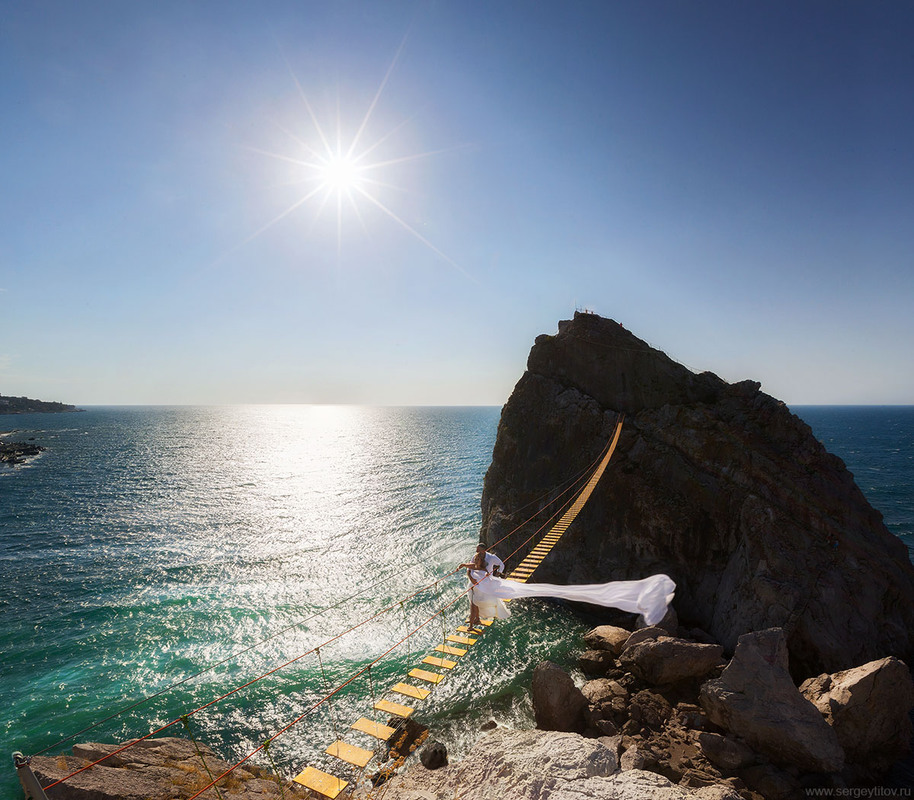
[
  {"left": 31, "top": 618, "right": 912, "bottom": 799},
  {"left": 0, "top": 435, "right": 45, "bottom": 465}
]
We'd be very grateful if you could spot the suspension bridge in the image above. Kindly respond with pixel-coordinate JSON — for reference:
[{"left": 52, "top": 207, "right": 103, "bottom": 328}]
[{"left": 14, "top": 417, "right": 624, "bottom": 800}]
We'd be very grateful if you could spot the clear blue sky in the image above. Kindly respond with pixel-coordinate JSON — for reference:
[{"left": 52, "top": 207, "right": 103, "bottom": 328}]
[{"left": 2, "top": 1, "right": 912, "bottom": 405}]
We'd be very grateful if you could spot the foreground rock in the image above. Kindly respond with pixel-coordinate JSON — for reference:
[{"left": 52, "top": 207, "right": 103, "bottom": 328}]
[
  {"left": 699, "top": 629, "right": 844, "bottom": 773},
  {"left": 481, "top": 312, "right": 914, "bottom": 676},
  {"left": 800, "top": 656, "right": 914, "bottom": 772},
  {"left": 372, "top": 728, "right": 740, "bottom": 800},
  {"left": 570, "top": 620, "right": 914, "bottom": 795},
  {"left": 30, "top": 737, "right": 305, "bottom": 800},
  {"left": 532, "top": 660, "right": 589, "bottom": 732}
]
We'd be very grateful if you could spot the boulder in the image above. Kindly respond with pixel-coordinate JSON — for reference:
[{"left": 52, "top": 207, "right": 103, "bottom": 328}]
[
  {"left": 699, "top": 628, "right": 844, "bottom": 773},
  {"left": 481, "top": 313, "right": 914, "bottom": 676},
  {"left": 629, "top": 690, "right": 672, "bottom": 730},
  {"left": 694, "top": 731, "right": 756, "bottom": 772},
  {"left": 532, "top": 661, "right": 588, "bottom": 733},
  {"left": 620, "top": 745, "right": 647, "bottom": 771},
  {"left": 582, "top": 678, "right": 627, "bottom": 705},
  {"left": 620, "top": 637, "right": 725, "bottom": 685},
  {"left": 578, "top": 649, "right": 616, "bottom": 675},
  {"left": 420, "top": 741, "right": 448, "bottom": 770},
  {"left": 621, "top": 626, "right": 666, "bottom": 652},
  {"left": 30, "top": 737, "right": 297, "bottom": 800},
  {"left": 799, "top": 655, "right": 914, "bottom": 770},
  {"left": 583, "top": 625, "right": 631, "bottom": 655}
]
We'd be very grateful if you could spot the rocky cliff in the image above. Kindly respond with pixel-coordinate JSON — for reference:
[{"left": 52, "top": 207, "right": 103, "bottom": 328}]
[{"left": 481, "top": 312, "right": 914, "bottom": 677}]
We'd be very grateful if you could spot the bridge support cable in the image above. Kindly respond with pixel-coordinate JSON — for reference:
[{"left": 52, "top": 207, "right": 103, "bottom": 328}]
[
  {"left": 29, "top": 422, "right": 624, "bottom": 800},
  {"left": 505, "top": 415, "right": 623, "bottom": 584}
]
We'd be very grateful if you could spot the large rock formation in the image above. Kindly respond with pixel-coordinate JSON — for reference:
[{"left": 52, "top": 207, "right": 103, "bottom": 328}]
[{"left": 481, "top": 312, "right": 914, "bottom": 676}]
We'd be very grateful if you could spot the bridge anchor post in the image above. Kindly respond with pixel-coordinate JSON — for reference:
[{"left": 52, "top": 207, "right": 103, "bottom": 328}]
[{"left": 12, "top": 752, "right": 50, "bottom": 800}]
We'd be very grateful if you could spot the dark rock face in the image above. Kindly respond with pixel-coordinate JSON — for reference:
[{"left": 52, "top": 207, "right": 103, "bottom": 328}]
[
  {"left": 481, "top": 312, "right": 914, "bottom": 676},
  {"left": 531, "top": 661, "right": 588, "bottom": 733}
]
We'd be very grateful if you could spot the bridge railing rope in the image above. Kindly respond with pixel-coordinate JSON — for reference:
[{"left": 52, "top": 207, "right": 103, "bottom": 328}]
[{"left": 26, "top": 416, "right": 624, "bottom": 799}]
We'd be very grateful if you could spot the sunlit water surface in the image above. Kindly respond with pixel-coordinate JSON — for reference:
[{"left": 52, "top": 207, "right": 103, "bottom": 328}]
[{"left": 1, "top": 405, "right": 910, "bottom": 796}]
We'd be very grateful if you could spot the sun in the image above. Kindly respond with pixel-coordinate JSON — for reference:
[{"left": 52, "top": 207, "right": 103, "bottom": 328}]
[
  {"left": 234, "top": 44, "right": 472, "bottom": 280},
  {"left": 317, "top": 153, "right": 367, "bottom": 195}
]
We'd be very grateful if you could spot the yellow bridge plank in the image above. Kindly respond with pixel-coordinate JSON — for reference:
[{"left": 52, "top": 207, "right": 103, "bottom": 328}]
[
  {"left": 447, "top": 634, "right": 477, "bottom": 645},
  {"left": 423, "top": 655, "right": 457, "bottom": 669},
  {"left": 351, "top": 717, "right": 395, "bottom": 740},
  {"left": 435, "top": 643, "right": 467, "bottom": 656},
  {"left": 326, "top": 740, "right": 374, "bottom": 768},
  {"left": 390, "top": 681, "right": 430, "bottom": 700},
  {"left": 409, "top": 667, "right": 445, "bottom": 683},
  {"left": 374, "top": 698, "right": 414, "bottom": 718},
  {"left": 457, "top": 625, "right": 484, "bottom": 634},
  {"left": 293, "top": 766, "right": 348, "bottom": 799}
]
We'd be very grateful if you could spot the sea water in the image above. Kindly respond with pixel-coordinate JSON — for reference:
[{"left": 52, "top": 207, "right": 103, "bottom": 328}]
[{"left": 0, "top": 405, "right": 911, "bottom": 797}]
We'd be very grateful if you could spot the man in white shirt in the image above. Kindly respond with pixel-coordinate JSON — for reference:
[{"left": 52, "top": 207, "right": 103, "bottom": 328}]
[{"left": 477, "top": 543, "right": 505, "bottom": 577}]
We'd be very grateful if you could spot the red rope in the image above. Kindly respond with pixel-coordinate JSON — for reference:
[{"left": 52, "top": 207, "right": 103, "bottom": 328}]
[
  {"left": 184, "top": 583, "right": 477, "bottom": 800},
  {"left": 43, "top": 418, "right": 621, "bottom": 791},
  {"left": 41, "top": 566, "right": 463, "bottom": 790}
]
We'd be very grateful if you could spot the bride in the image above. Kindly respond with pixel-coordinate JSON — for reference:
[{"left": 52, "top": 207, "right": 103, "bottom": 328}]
[{"left": 462, "top": 551, "right": 675, "bottom": 627}]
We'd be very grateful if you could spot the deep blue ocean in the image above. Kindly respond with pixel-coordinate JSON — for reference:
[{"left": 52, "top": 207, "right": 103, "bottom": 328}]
[{"left": 0, "top": 405, "right": 911, "bottom": 798}]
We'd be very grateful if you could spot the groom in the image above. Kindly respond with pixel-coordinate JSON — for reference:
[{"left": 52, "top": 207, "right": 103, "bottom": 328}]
[{"left": 475, "top": 543, "right": 505, "bottom": 578}]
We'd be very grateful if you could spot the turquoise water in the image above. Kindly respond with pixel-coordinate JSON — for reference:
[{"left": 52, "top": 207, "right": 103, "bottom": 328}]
[
  {"left": 0, "top": 406, "right": 585, "bottom": 797},
  {"left": 1, "top": 404, "right": 911, "bottom": 797}
]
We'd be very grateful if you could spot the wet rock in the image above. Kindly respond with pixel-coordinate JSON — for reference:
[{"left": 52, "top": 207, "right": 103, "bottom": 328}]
[{"left": 700, "top": 628, "right": 844, "bottom": 773}]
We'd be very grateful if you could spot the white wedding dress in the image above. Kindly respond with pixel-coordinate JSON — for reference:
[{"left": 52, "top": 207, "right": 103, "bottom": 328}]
[{"left": 468, "top": 570, "right": 675, "bottom": 626}]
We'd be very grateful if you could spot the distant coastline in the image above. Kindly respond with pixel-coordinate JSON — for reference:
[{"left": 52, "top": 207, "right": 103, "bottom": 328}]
[{"left": 0, "top": 394, "right": 80, "bottom": 415}]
